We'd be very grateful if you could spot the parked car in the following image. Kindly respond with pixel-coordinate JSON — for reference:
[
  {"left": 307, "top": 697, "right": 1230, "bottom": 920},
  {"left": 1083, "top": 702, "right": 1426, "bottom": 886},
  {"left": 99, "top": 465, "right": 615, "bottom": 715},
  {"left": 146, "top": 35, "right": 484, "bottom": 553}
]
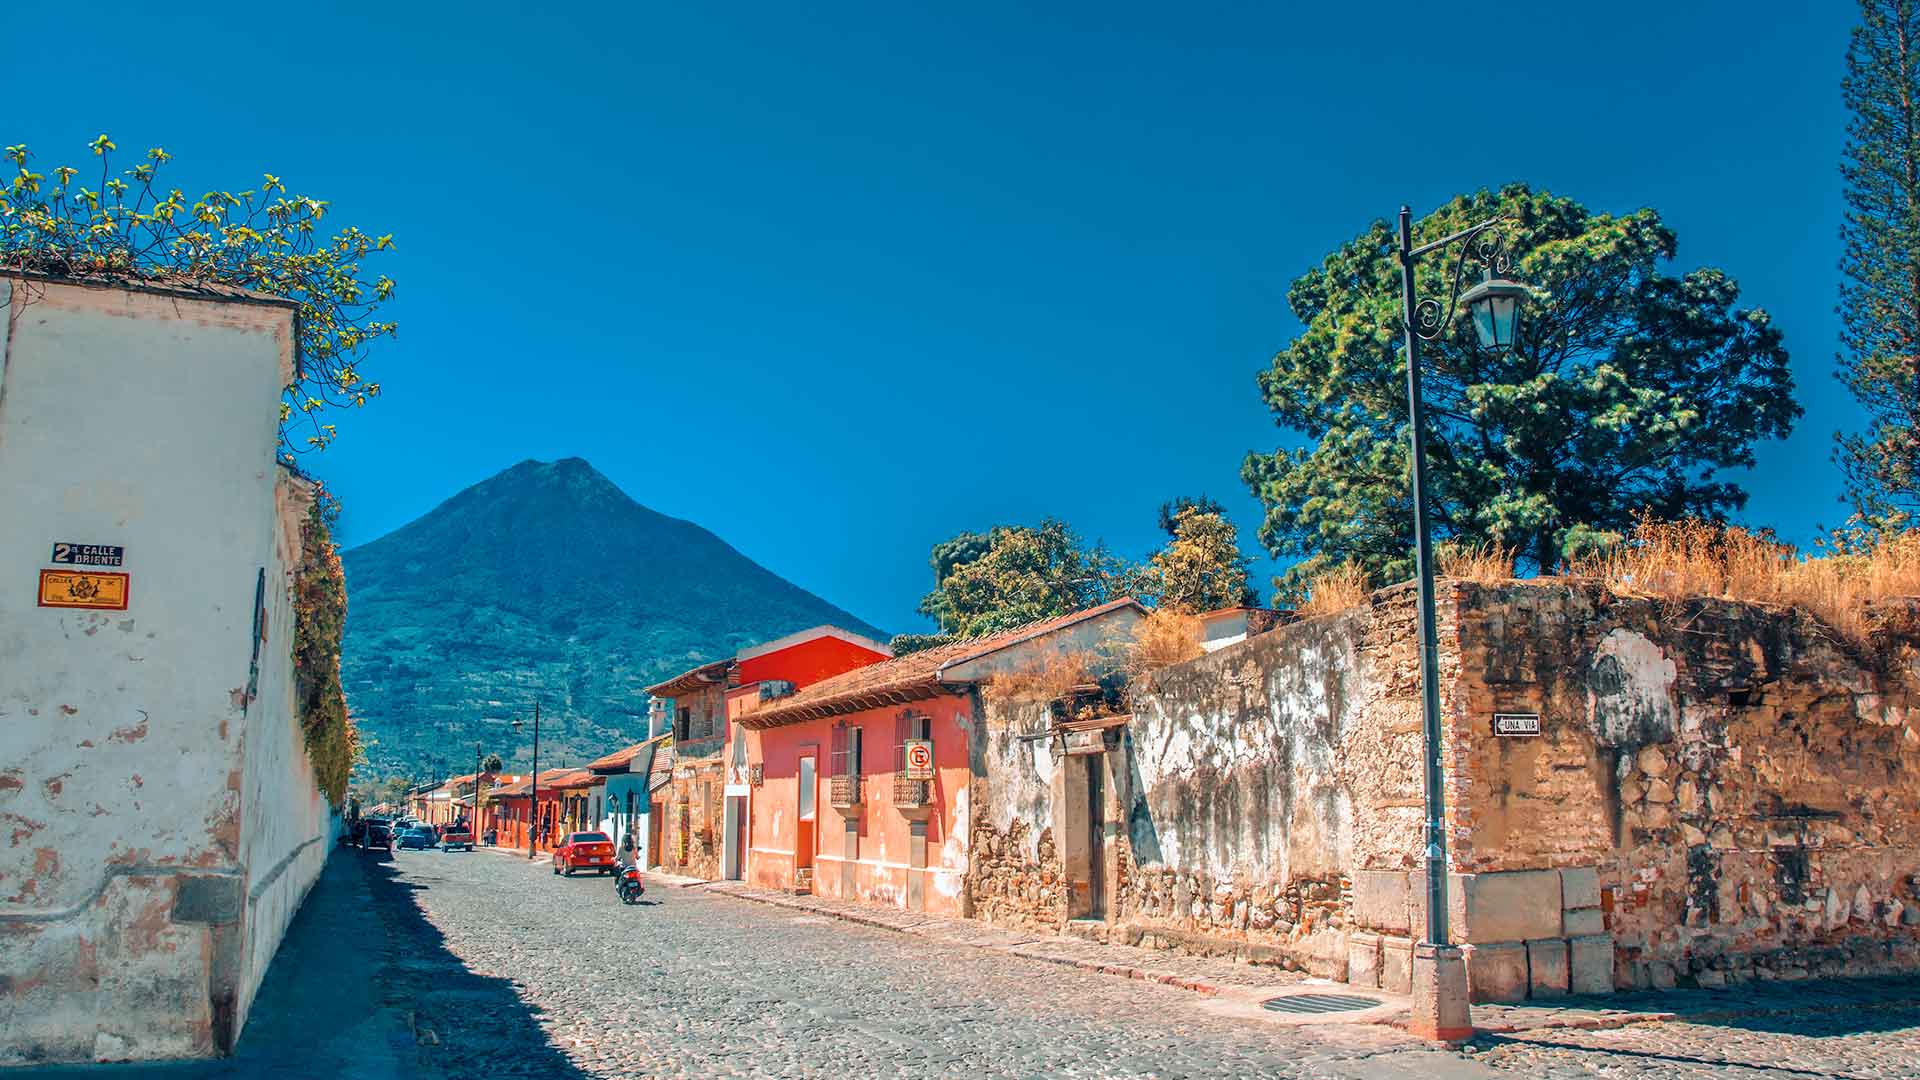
[
  {"left": 440, "top": 823, "right": 475, "bottom": 852},
  {"left": 363, "top": 822, "right": 392, "bottom": 851},
  {"left": 552, "top": 831, "right": 616, "bottom": 876},
  {"left": 396, "top": 826, "right": 436, "bottom": 850}
]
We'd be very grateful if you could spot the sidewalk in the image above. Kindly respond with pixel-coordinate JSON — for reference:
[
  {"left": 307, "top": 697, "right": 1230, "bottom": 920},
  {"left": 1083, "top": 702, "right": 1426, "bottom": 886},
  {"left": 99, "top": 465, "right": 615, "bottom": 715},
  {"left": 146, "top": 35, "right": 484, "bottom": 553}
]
[
  {"left": 692, "top": 876, "right": 1317, "bottom": 996},
  {"left": 672, "top": 871, "right": 1920, "bottom": 1041}
]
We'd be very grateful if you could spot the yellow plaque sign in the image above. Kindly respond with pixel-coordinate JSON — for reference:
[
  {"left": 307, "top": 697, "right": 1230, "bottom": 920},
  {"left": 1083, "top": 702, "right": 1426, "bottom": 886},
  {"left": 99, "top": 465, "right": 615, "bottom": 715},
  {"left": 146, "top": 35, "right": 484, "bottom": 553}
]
[{"left": 38, "top": 569, "right": 130, "bottom": 611}]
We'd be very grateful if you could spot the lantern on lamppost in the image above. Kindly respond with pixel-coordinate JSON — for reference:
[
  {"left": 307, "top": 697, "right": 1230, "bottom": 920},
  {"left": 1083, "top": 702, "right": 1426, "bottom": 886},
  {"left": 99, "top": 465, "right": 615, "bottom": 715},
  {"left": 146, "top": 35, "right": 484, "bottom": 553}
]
[{"left": 1394, "top": 206, "right": 1531, "bottom": 1042}]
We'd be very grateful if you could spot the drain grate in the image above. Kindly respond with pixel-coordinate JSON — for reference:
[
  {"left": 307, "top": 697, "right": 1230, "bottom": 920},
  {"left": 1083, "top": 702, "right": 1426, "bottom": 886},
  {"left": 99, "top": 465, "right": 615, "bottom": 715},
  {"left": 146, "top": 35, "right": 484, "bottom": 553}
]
[{"left": 1260, "top": 993, "right": 1382, "bottom": 1015}]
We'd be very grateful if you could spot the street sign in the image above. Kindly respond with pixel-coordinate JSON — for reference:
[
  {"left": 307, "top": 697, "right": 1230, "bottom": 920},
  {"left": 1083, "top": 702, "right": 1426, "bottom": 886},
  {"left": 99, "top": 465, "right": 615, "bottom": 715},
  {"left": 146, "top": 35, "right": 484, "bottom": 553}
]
[
  {"left": 903, "top": 739, "right": 934, "bottom": 780},
  {"left": 50, "top": 542, "right": 125, "bottom": 567},
  {"left": 1493, "top": 713, "right": 1541, "bottom": 737},
  {"left": 38, "top": 569, "right": 130, "bottom": 611}
]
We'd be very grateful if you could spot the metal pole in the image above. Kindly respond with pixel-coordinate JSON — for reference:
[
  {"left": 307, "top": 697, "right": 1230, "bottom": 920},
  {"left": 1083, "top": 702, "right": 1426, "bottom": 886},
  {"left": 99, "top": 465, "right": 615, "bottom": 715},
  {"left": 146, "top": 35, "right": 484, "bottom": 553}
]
[
  {"left": 1398, "top": 205, "right": 1451, "bottom": 949},
  {"left": 528, "top": 701, "right": 540, "bottom": 859}
]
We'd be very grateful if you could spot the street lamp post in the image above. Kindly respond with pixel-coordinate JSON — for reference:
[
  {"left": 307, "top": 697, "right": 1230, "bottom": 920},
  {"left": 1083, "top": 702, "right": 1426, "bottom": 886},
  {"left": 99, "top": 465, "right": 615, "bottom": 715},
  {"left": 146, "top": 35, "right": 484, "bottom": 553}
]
[
  {"left": 513, "top": 701, "right": 541, "bottom": 859},
  {"left": 1394, "top": 205, "right": 1526, "bottom": 1043}
]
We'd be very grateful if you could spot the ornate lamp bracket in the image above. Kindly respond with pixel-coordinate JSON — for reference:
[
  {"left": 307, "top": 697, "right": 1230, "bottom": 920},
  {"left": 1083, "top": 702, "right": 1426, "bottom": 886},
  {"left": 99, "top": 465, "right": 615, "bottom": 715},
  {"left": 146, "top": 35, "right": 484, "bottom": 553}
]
[{"left": 1407, "top": 217, "right": 1512, "bottom": 342}]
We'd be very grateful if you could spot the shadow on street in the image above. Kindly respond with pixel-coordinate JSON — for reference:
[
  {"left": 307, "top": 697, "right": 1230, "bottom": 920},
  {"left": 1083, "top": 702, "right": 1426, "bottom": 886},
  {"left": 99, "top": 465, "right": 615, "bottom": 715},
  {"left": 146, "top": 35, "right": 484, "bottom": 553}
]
[{"left": 6, "top": 846, "right": 587, "bottom": 1080}]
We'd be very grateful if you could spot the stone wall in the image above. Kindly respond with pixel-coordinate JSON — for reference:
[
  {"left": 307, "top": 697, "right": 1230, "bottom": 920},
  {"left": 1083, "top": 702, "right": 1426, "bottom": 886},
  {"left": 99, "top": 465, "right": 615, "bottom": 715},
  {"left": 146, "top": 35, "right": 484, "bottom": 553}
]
[
  {"left": 970, "top": 699, "right": 1069, "bottom": 933},
  {"left": 963, "top": 577, "right": 1920, "bottom": 1002},
  {"left": 1115, "top": 598, "right": 1429, "bottom": 977},
  {"left": 1434, "top": 581, "right": 1920, "bottom": 995},
  {"left": 656, "top": 761, "right": 724, "bottom": 881}
]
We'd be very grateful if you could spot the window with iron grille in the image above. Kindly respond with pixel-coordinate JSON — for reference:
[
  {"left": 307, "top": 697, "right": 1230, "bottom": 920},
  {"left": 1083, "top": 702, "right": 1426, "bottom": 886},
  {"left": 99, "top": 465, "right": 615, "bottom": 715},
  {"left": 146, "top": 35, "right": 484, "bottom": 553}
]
[
  {"left": 829, "top": 723, "right": 862, "bottom": 806},
  {"left": 892, "top": 711, "right": 931, "bottom": 806}
]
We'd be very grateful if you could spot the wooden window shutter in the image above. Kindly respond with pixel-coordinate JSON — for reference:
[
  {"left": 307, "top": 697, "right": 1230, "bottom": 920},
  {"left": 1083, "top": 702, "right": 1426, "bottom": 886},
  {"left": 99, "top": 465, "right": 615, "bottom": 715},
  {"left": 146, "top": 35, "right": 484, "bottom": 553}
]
[{"left": 830, "top": 724, "right": 849, "bottom": 780}]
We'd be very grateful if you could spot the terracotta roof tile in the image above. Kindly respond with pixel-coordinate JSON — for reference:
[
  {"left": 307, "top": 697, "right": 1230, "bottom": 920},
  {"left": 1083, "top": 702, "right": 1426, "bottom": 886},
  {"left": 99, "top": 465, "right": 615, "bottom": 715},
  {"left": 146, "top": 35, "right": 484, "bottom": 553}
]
[
  {"left": 739, "top": 598, "right": 1145, "bottom": 731},
  {"left": 585, "top": 734, "right": 670, "bottom": 774},
  {"left": 488, "top": 768, "right": 576, "bottom": 798}
]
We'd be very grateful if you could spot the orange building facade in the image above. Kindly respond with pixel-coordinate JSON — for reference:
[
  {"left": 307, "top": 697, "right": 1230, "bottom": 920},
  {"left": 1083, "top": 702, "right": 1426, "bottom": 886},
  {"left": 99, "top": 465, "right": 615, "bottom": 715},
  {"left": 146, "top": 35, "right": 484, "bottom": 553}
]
[
  {"left": 648, "top": 626, "right": 892, "bottom": 882},
  {"left": 738, "top": 600, "right": 1147, "bottom": 915}
]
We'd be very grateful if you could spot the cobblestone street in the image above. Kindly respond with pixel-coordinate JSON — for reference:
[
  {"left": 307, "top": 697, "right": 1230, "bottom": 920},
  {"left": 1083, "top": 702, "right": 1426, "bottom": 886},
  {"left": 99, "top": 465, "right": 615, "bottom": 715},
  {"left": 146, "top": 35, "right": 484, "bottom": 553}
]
[
  {"left": 386, "top": 850, "right": 1920, "bottom": 1080},
  {"left": 9, "top": 849, "right": 1916, "bottom": 1079}
]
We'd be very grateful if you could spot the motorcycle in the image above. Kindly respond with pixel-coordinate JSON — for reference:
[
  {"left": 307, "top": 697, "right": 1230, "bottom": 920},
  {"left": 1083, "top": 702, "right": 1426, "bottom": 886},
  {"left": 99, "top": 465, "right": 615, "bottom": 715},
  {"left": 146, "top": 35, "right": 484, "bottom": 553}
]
[{"left": 615, "top": 864, "right": 646, "bottom": 905}]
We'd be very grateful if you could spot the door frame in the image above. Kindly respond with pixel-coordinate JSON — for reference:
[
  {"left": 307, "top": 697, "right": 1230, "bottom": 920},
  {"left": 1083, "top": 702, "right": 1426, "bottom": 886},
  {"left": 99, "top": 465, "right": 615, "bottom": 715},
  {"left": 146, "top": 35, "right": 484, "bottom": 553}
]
[{"left": 795, "top": 746, "right": 819, "bottom": 873}]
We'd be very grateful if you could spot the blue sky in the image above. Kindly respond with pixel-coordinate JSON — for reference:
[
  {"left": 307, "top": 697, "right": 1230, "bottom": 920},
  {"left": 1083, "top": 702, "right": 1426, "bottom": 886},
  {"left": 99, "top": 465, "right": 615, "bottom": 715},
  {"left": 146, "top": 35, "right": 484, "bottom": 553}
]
[{"left": 18, "top": 2, "right": 1854, "bottom": 634}]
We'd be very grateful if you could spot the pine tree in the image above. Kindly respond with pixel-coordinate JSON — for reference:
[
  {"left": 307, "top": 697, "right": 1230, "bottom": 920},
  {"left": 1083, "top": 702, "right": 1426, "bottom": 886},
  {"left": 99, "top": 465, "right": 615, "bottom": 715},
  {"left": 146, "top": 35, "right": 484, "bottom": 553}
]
[{"left": 1839, "top": 0, "right": 1920, "bottom": 530}]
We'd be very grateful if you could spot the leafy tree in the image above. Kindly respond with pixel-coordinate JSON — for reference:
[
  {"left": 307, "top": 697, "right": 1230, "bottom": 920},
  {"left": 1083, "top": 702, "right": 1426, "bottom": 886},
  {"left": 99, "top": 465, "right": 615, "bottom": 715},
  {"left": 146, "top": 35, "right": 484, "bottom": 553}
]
[
  {"left": 1242, "top": 184, "right": 1798, "bottom": 598},
  {"left": 917, "top": 519, "right": 1133, "bottom": 637},
  {"left": 889, "top": 632, "right": 957, "bottom": 656},
  {"left": 1139, "top": 507, "right": 1256, "bottom": 612},
  {"left": 1156, "top": 494, "right": 1227, "bottom": 538},
  {"left": 0, "top": 136, "right": 396, "bottom": 459},
  {"left": 483, "top": 753, "right": 504, "bottom": 774},
  {"left": 1838, "top": 1, "right": 1920, "bottom": 530}
]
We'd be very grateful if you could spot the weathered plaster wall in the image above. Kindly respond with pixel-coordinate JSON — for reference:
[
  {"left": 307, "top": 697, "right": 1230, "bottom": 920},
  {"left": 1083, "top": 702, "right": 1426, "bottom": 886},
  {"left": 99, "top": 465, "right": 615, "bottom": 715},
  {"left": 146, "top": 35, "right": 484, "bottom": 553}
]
[
  {"left": 970, "top": 699, "right": 1069, "bottom": 932},
  {"left": 966, "top": 599, "right": 1428, "bottom": 976},
  {"left": 1116, "top": 600, "right": 1426, "bottom": 976},
  {"left": 1441, "top": 581, "right": 1920, "bottom": 992},
  {"left": 0, "top": 277, "right": 332, "bottom": 1063},
  {"left": 234, "top": 476, "right": 335, "bottom": 1038}
]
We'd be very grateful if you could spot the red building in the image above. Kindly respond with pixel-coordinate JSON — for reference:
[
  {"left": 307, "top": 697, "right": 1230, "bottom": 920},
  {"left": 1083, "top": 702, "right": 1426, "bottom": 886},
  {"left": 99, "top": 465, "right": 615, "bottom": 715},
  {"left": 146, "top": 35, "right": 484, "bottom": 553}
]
[
  {"left": 647, "top": 626, "right": 891, "bottom": 881},
  {"left": 738, "top": 600, "right": 1146, "bottom": 915},
  {"left": 486, "top": 768, "right": 578, "bottom": 854}
]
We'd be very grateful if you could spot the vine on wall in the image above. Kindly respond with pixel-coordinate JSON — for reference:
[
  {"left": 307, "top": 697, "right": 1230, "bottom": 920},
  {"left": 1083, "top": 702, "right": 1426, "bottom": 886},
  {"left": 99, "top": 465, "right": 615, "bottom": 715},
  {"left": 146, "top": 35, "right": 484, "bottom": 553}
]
[
  {"left": 294, "top": 484, "right": 358, "bottom": 804},
  {"left": 0, "top": 135, "right": 396, "bottom": 459}
]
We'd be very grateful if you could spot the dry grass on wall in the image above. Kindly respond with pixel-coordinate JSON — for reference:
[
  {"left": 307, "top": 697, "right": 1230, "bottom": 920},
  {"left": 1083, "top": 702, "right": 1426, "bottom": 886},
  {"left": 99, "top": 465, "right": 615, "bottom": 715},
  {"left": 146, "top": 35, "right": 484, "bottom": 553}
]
[
  {"left": 1297, "top": 562, "right": 1373, "bottom": 618},
  {"left": 1437, "top": 541, "right": 1517, "bottom": 584},
  {"left": 982, "top": 651, "right": 1095, "bottom": 708},
  {"left": 1124, "top": 609, "right": 1204, "bottom": 676},
  {"left": 1564, "top": 517, "right": 1920, "bottom": 647}
]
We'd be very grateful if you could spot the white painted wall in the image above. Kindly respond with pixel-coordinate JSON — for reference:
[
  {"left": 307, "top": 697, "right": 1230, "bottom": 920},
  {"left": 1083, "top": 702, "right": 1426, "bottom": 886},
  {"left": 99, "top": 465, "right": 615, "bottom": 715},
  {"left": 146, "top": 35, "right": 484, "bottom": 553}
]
[{"left": 0, "top": 275, "right": 330, "bottom": 1063}]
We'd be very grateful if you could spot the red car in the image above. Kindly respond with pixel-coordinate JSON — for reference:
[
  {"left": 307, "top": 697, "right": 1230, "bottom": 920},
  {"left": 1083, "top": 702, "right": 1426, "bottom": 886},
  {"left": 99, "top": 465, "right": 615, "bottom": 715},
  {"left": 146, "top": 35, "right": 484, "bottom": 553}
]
[{"left": 552, "top": 831, "right": 616, "bottom": 876}]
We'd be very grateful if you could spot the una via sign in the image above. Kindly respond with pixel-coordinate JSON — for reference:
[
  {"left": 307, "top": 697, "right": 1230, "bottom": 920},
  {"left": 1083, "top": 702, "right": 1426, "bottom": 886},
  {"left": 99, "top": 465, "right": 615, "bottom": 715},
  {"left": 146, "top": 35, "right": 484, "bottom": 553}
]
[{"left": 1493, "top": 713, "right": 1541, "bottom": 737}]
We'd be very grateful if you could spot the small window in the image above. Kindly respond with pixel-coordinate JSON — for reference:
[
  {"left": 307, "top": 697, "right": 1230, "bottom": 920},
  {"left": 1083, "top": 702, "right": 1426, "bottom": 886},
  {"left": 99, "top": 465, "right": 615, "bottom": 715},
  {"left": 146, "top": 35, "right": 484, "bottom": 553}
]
[
  {"left": 676, "top": 706, "right": 691, "bottom": 741},
  {"left": 798, "top": 756, "right": 817, "bottom": 822}
]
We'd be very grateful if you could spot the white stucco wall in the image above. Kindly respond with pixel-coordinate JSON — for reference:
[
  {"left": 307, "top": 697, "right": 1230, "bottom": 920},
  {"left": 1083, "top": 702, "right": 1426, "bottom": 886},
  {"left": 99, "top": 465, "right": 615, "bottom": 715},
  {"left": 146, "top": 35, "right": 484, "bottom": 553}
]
[
  {"left": 597, "top": 772, "right": 652, "bottom": 864},
  {"left": 0, "top": 275, "right": 331, "bottom": 1063}
]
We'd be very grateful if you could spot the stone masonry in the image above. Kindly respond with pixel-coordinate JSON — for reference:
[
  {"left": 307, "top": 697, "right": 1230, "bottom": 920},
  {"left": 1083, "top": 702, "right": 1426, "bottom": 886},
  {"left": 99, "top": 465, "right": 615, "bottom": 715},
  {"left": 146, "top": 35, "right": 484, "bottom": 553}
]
[{"left": 965, "top": 579, "right": 1920, "bottom": 1003}]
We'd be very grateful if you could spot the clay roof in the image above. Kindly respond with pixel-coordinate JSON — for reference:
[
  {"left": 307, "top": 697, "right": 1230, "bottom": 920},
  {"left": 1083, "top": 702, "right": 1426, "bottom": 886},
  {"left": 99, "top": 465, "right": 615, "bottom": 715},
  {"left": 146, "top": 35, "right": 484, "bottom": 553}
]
[
  {"left": 546, "top": 769, "right": 604, "bottom": 791},
  {"left": 585, "top": 733, "right": 670, "bottom": 774},
  {"left": 739, "top": 598, "right": 1146, "bottom": 731},
  {"left": 488, "top": 768, "right": 576, "bottom": 798},
  {"left": 645, "top": 657, "right": 734, "bottom": 697}
]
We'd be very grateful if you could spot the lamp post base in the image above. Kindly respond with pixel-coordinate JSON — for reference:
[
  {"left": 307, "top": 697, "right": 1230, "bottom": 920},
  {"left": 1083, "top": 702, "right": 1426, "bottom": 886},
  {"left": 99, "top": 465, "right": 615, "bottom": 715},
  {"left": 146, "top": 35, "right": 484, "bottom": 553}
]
[{"left": 1408, "top": 942, "right": 1474, "bottom": 1043}]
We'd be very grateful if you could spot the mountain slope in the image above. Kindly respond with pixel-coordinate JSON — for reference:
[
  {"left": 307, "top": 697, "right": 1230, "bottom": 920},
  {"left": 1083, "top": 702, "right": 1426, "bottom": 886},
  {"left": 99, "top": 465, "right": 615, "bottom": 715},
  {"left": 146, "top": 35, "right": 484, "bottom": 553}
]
[{"left": 340, "top": 457, "right": 885, "bottom": 779}]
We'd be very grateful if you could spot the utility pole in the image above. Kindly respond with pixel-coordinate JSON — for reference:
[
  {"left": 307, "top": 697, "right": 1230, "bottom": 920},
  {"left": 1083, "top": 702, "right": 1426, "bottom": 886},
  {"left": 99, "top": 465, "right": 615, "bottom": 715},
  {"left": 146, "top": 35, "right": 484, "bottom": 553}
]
[{"left": 523, "top": 701, "right": 541, "bottom": 859}]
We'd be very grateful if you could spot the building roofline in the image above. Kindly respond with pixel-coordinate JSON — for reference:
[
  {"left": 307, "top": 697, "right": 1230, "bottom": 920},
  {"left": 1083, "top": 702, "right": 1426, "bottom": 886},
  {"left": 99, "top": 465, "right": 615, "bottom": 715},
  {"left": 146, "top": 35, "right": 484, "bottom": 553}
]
[
  {"left": 0, "top": 267, "right": 301, "bottom": 309},
  {"left": 735, "top": 624, "right": 893, "bottom": 663},
  {"left": 739, "top": 597, "right": 1147, "bottom": 731},
  {"left": 644, "top": 657, "right": 734, "bottom": 697}
]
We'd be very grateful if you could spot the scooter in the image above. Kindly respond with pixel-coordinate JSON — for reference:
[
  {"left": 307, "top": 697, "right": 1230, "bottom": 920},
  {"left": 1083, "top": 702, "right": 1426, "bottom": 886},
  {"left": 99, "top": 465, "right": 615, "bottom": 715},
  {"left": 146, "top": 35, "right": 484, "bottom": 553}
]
[{"left": 615, "top": 864, "right": 646, "bottom": 905}]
